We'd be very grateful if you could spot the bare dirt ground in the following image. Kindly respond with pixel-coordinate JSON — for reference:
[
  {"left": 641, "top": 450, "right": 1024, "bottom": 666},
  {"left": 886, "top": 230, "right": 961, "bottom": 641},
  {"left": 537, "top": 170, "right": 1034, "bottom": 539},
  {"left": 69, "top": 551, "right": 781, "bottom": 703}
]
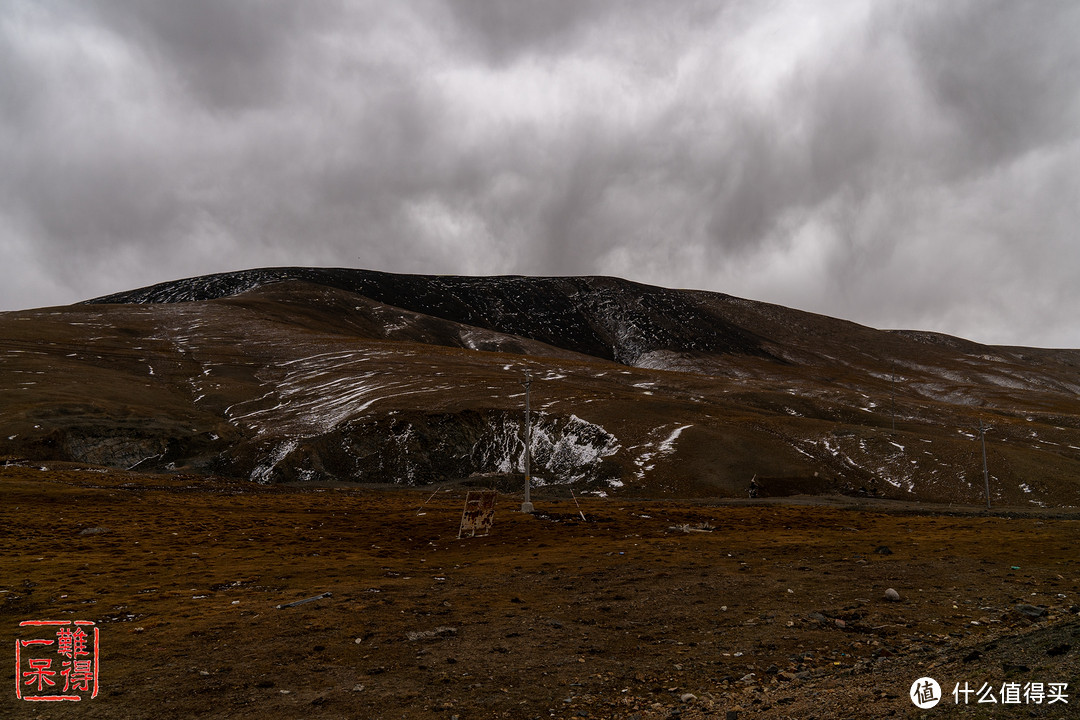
[{"left": 3, "top": 465, "right": 1078, "bottom": 719}]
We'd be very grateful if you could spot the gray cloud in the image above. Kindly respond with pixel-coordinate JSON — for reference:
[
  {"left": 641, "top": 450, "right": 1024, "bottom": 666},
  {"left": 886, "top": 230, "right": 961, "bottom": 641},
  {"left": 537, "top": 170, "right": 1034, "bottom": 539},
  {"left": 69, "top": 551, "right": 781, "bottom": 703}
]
[
  {"left": 92, "top": 1, "right": 308, "bottom": 110},
  {"left": 1, "top": 0, "right": 1078, "bottom": 347}
]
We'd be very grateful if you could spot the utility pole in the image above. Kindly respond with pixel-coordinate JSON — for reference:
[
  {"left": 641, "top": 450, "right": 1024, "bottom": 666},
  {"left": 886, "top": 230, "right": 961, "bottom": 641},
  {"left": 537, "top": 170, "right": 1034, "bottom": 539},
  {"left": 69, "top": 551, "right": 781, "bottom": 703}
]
[
  {"left": 521, "top": 371, "right": 534, "bottom": 513},
  {"left": 979, "top": 419, "right": 991, "bottom": 510},
  {"left": 890, "top": 362, "right": 896, "bottom": 434}
]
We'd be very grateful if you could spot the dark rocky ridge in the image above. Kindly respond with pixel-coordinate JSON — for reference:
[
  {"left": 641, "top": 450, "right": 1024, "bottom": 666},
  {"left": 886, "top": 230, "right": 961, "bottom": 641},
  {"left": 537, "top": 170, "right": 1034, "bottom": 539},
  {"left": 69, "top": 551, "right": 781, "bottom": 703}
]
[{"left": 86, "top": 268, "right": 777, "bottom": 366}]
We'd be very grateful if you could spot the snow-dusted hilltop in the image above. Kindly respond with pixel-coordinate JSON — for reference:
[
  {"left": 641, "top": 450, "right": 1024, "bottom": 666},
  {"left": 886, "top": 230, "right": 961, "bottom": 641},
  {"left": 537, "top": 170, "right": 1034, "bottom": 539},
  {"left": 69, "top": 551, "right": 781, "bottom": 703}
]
[{"left": 87, "top": 267, "right": 775, "bottom": 367}]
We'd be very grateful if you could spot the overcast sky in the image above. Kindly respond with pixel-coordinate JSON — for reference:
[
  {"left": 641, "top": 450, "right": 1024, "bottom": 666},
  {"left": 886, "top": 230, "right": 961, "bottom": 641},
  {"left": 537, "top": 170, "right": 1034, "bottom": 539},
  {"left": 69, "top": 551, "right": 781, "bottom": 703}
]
[{"left": 2, "top": 1, "right": 1079, "bottom": 347}]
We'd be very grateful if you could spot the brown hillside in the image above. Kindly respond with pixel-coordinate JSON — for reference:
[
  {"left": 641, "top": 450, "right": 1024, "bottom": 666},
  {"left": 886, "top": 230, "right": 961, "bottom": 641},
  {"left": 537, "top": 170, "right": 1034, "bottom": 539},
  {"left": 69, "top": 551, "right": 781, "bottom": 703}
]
[{"left": 1, "top": 270, "right": 1079, "bottom": 506}]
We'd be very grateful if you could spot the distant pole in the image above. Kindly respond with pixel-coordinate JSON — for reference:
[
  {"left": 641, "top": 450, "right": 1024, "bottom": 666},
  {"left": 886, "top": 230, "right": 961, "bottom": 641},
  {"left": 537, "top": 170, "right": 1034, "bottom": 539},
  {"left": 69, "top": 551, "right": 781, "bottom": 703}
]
[
  {"left": 890, "top": 363, "right": 896, "bottom": 434},
  {"left": 979, "top": 419, "right": 991, "bottom": 510},
  {"left": 521, "top": 371, "right": 534, "bottom": 513}
]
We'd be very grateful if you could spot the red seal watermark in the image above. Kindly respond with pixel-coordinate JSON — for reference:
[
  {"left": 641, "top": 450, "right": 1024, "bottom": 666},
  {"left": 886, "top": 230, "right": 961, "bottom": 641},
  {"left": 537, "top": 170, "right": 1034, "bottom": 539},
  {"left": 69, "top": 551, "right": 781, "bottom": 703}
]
[{"left": 15, "top": 620, "right": 99, "bottom": 702}]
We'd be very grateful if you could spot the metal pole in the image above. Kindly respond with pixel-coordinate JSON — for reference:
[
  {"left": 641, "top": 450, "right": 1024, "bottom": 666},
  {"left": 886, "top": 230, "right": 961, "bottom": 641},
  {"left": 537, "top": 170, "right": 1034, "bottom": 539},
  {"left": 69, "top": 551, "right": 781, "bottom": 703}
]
[
  {"left": 521, "top": 371, "right": 534, "bottom": 513},
  {"left": 979, "top": 419, "right": 991, "bottom": 510},
  {"left": 890, "top": 364, "right": 896, "bottom": 434}
]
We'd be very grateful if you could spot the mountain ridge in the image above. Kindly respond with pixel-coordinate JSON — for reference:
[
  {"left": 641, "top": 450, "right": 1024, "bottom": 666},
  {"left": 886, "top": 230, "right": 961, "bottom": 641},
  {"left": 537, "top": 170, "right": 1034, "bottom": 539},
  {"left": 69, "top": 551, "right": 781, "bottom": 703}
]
[
  {"left": 86, "top": 267, "right": 782, "bottom": 367},
  {"left": 0, "top": 267, "right": 1073, "bottom": 505}
]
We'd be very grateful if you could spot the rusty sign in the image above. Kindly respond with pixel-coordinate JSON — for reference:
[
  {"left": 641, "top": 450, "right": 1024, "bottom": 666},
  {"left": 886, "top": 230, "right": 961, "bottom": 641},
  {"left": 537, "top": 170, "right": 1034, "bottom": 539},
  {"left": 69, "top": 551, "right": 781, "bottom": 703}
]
[{"left": 458, "top": 490, "right": 497, "bottom": 538}]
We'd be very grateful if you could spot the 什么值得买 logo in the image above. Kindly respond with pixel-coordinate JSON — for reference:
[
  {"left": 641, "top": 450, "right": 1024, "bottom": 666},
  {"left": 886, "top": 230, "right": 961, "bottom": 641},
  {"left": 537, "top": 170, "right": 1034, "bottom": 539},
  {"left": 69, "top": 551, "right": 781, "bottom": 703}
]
[{"left": 910, "top": 675, "right": 1070, "bottom": 707}]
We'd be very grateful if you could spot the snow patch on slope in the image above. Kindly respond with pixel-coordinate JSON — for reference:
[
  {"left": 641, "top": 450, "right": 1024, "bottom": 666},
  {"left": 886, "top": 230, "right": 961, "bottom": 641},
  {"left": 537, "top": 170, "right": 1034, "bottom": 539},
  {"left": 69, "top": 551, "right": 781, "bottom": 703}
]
[
  {"left": 227, "top": 350, "right": 453, "bottom": 437},
  {"left": 632, "top": 423, "right": 693, "bottom": 481},
  {"left": 249, "top": 439, "right": 300, "bottom": 484},
  {"left": 478, "top": 413, "right": 622, "bottom": 485}
]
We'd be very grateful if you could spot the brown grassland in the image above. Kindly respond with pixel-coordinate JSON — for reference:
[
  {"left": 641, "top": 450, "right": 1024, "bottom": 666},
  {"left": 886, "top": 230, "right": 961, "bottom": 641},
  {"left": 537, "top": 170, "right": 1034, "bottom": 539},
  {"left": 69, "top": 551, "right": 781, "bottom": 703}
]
[{"left": 3, "top": 465, "right": 1078, "bottom": 719}]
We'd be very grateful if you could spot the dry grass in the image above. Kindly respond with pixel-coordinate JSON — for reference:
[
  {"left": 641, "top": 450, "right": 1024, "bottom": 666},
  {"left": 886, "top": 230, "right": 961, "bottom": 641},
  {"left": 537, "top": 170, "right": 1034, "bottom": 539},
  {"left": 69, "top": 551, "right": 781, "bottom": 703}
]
[{"left": 4, "top": 466, "right": 1078, "bottom": 719}]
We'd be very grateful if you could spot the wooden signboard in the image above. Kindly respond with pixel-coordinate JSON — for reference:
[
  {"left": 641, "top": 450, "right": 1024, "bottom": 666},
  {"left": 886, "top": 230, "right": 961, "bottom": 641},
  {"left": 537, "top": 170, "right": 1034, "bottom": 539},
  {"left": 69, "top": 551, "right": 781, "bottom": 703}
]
[{"left": 458, "top": 490, "right": 497, "bottom": 538}]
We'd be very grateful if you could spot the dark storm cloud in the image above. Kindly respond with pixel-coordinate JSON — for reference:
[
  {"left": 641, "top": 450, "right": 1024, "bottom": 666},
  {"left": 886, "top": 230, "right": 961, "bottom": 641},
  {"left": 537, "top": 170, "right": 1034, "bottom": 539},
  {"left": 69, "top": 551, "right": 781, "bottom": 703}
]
[
  {"left": 445, "top": 0, "right": 614, "bottom": 63},
  {"left": 1, "top": 1, "right": 1078, "bottom": 347},
  {"left": 909, "top": 2, "right": 1080, "bottom": 174},
  {"left": 87, "top": 0, "right": 316, "bottom": 110}
]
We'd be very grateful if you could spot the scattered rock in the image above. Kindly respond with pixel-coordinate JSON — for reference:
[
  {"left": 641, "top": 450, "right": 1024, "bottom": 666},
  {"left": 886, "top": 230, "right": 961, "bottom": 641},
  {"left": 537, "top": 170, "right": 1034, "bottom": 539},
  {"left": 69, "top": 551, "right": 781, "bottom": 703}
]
[
  {"left": 874, "top": 546, "right": 893, "bottom": 555},
  {"left": 406, "top": 626, "right": 457, "bottom": 641},
  {"left": 679, "top": 693, "right": 697, "bottom": 703},
  {"left": 884, "top": 588, "right": 901, "bottom": 602},
  {"left": 78, "top": 527, "right": 106, "bottom": 536},
  {"left": 1046, "top": 643, "right": 1071, "bottom": 657},
  {"left": 808, "top": 612, "right": 828, "bottom": 624},
  {"left": 1014, "top": 604, "right": 1047, "bottom": 619},
  {"left": 780, "top": 670, "right": 811, "bottom": 681},
  {"left": 275, "top": 591, "right": 331, "bottom": 609}
]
